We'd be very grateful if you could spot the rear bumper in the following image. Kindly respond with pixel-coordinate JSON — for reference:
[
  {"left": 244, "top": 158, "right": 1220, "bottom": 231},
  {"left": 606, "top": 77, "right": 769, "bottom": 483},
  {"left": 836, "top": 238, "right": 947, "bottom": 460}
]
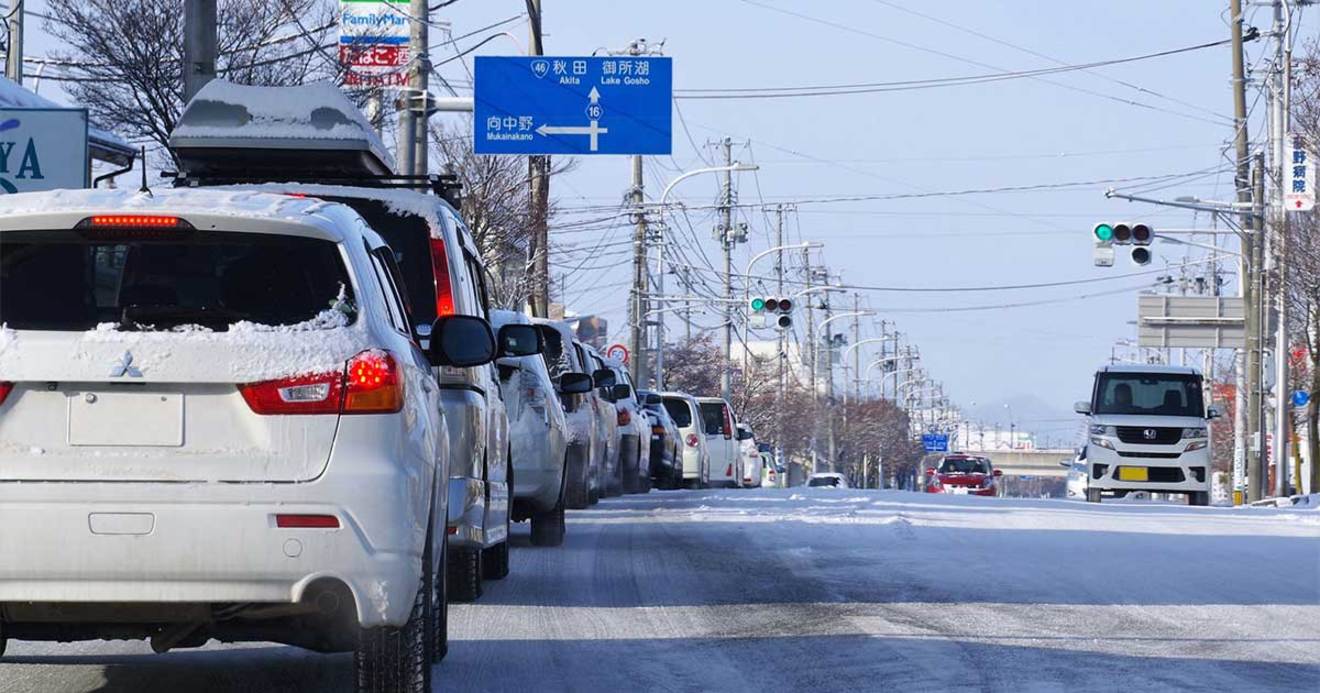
[
  {"left": 1086, "top": 444, "right": 1211, "bottom": 492},
  {"left": 0, "top": 469, "right": 427, "bottom": 628}
]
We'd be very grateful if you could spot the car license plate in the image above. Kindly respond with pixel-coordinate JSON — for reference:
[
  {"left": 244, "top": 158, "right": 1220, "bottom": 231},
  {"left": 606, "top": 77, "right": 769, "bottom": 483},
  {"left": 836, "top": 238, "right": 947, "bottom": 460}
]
[
  {"left": 948, "top": 486, "right": 968, "bottom": 494},
  {"left": 1118, "top": 466, "right": 1148, "bottom": 482},
  {"left": 69, "top": 391, "right": 184, "bottom": 447}
]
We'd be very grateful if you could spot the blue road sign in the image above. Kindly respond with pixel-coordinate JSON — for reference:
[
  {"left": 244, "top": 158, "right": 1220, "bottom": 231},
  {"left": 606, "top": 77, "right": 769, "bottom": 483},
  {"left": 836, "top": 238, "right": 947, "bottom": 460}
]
[
  {"left": 1292, "top": 390, "right": 1311, "bottom": 408},
  {"left": 474, "top": 56, "right": 672, "bottom": 156},
  {"left": 922, "top": 433, "right": 949, "bottom": 453}
]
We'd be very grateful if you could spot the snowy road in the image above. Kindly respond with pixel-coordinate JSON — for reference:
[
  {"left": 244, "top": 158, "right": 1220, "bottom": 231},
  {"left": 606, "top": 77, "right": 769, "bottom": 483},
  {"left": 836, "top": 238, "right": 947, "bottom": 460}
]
[{"left": 3, "top": 488, "right": 1318, "bottom": 692}]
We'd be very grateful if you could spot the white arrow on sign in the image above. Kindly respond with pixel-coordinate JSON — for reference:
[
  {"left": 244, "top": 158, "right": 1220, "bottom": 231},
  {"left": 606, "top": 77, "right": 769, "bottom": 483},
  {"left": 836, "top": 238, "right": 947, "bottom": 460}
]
[{"left": 535, "top": 87, "right": 609, "bottom": 152}]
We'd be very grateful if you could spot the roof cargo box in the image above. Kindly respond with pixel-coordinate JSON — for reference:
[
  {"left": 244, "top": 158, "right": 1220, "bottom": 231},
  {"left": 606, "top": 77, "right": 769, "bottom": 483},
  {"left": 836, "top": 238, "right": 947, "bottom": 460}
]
[{"left": 169, "top": 80, "right": 394, "bottom": 178}]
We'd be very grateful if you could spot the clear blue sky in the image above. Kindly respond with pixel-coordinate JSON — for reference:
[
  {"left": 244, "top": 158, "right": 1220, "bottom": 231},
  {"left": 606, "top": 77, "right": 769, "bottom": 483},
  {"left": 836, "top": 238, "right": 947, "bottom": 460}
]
[{"left": 27, "top": 0, "right": 1307, "bottom": 436}]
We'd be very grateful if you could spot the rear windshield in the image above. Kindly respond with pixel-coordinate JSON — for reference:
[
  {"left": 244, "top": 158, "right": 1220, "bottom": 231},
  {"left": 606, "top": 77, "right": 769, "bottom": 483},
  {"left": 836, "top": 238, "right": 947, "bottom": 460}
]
[
  {"left": 0, "top": 230, "right": 354, "bottom": 332},
  {"left": 809, "top": 476, "right": 840, "bottom": 487},
  {"left": 1094, "top": 372, "right": 1204, "bottom": 418},
  {"left": 700, "top": 402, "right": 726, "bottom": 435},
  {"left": 326, "top": 197, "right": 435, "bottom": 325},
  {"left": 663, "top": 398, "right": 693, "bottom": 427}
]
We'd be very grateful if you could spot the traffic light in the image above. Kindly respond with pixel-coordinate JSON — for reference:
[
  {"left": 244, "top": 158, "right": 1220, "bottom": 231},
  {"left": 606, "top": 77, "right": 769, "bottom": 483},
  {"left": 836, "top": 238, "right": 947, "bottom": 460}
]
[
  {"left": 1093, "top": 222, "right": 1154, "bottom": 266},
  {"left": 750, "top": 296, "right": 794, "bottom": 329}
]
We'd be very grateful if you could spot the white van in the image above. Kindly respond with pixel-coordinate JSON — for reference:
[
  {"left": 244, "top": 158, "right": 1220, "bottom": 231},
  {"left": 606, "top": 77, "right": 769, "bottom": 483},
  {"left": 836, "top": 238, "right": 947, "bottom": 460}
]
[
  {"left": 1076, "top": 365, "right": 1220, "bottom": 506},
  {"left": 0, "top": 188, "right": 498, "bottom": 692},
  {"left": 697, "top": 397, "right": 740, "bottom": 487},
  {"left": 661, "top": 392, "right": 709, "bottom": 488}
]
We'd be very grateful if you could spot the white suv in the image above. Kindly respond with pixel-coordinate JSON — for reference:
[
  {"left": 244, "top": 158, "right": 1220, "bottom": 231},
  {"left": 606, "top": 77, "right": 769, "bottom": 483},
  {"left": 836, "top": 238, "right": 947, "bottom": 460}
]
[{"left": 0, "top": 189, "right": 496, "bottom": 692}]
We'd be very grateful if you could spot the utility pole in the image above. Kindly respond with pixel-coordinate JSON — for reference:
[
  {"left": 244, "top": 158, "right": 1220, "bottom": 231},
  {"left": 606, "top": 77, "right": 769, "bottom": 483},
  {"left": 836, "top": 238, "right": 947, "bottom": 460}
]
[
  {"left": 851, "top": 296, "right": 863, "bottom": 404},
  {"left": 803, "top": 248, "right": 817, "bottom": 469},
  {"left": 629, "top": 153, "right": 648, "bottom": 386},
  {"left": 526, "top": 0, "right": 550, "bottom": 316},
  {"left": 823, "top": 294, "right": 837, "bottom": 472},
  {"left": 1269, "top": 0, "right": 1291, "bottom": 497},
  {"left": 4, "top": 0, "right": 23, "bottom": 83},
  {"left": 775, "top": 206, "right": 787, "bottom": 472},
  {"left": 1230, "top": 0, "right": 1261, "bottom": 504},
  {"left": 183, "top": 0, "right": 217, "bottom": 101},
  {"left": 1248, "top": 154, "right": 1266, "bottom": 501},
  {"left": 718, "top": 137, "right": 735, "bottom": 401},
  {"left": 396, "top": 0, "right": 430, "bottom": 179}
]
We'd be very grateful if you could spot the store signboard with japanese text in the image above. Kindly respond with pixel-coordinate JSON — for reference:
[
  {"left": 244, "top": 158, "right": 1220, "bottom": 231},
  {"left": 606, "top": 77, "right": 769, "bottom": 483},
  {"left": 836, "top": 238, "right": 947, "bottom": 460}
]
[{"left": 339, "top": 0, "right": 411, "bottom": 88}]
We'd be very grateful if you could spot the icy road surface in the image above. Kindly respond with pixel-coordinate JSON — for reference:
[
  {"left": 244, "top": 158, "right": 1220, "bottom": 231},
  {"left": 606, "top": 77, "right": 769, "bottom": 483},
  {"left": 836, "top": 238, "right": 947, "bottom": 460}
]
[{"left": 2, "top": 489, "right": 1317, "bottom": 692}]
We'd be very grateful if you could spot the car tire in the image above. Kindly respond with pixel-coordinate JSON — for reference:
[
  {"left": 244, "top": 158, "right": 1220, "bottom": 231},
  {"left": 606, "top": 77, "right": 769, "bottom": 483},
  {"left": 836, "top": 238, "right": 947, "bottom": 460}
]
[
  {"left": 447, "top": 545, "right": 483, "bottom": 602},
  {"left": 531, "top": 492, "right": 567, "bottom": 547},
  {"left": 433, "top": 537, "right": 448, "bottom": 663},
  {"left": 354, "top": 536, "right": 434, "bottom": 693},
  {"left": 565, "top": 450, "right": 589, "bottom": 510},
  {"left": 482, "top": 540, "right": 509, "bottom": 580},
  {"left": 622, "top": 448, "right": 639, "bottom": 494},
  {"left": 1085, "top": 488, "right": 1102, "bottom": 503},
  {"left": 1187, "top": 491, "right": 1210, "bottom": 506}
]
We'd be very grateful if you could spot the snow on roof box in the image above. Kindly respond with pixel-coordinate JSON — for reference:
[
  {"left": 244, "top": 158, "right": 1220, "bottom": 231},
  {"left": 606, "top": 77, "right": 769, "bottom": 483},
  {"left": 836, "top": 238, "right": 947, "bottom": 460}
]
[{"left": 170, "top": 80, "right": 394, "bottom": 178}]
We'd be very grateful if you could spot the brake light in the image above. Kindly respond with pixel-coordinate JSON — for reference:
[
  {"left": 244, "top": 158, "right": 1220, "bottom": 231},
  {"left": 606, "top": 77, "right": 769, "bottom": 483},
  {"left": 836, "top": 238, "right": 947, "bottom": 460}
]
[
  {"left": 344, "top": 351, "right": 404, "bottom": 414},
  {"left": 240, "top": 351, "right": 402, "bottom": 415},
  {"left": 90, "top": 215, "right": 184, "bottom": 227},
  {"left": 76, "top": 215, "right": 194, "bottom": 239},
  {"left": 618, "top": 409, "right": 631, "bottom": 426},
  {"left": 0, "top": 382, "right": 11, "bottom": 407},
  {"left": 723, "top": 406, "right": 734, "bottom": 440},
  {"left": 239, "top": 371, "right": 343, "bottom": 415},
  {"left": 429, "top": 237, "right": 456, "bottom": 317},
  {"left": 275, "top": 514, "right": 340, "bottom": 529},
  {"left": 686, "top": 433, "right": 699, "bottom": 448}
]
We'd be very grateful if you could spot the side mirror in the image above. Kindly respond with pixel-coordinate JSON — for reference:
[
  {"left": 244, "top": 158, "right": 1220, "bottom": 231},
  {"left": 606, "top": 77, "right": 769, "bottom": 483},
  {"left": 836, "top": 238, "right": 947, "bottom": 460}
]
[
  {"left": 736, "top": 428, "right": 754, "bottom": 441},
  {"left": 610, "top": 383, "right": 632, "bottom": 401},
  {"left": 1207, "top": 405, "right": 1224, "bottom": 420},
  {"left": 497, "top": 323, "right": 543, "bottom": 358},
  {"left": 557, "top": 373, "right": 593, "bottom": 394},
  {"left": 1059, "top": 460, "right": 1072, "bottom": 468},
  {"left": 1074, "top": 400, "right": 1092, "bottom": 415},
  {"left": 993, "top": 469, "right": 1003, "bottom": 477},
  {"left": 428, "top": 315, "right": 495, "bottom": 368},
  {"left": 592, "top": 368, "right": 616, "bottom": 388},
  {"left": 644, "top": 393, "right": 663, "bottom": 405}
]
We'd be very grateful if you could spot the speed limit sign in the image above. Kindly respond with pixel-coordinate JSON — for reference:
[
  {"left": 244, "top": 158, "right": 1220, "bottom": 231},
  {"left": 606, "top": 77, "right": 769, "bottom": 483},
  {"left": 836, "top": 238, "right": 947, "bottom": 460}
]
[{"left": 605, "top": 343, "right": 630, "bottom": 364}]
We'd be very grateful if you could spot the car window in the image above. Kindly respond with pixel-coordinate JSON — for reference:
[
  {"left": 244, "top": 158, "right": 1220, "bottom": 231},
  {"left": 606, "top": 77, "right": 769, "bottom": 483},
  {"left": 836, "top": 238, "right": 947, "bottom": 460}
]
[
  {"left": 368, "top": 245, "right": 409, "bottom": 335},
  {"left": 462, "top": 251, "right": 491, "bottom": 319},
  {"left": 322, "top": 196, "right": 434, "bottom": 324},
  {"left": 0, "top": 230, "right": 355, "bottom": 332},
  {"left": 1094, "top": 373, "right": 1204, "bottom": 418},
  {"left": 663, "top": 398, "right": 693, "bottom": 427},
  {"left": 700, "top": 403, "right": 726, "bottom": 435},
  {"left": 809, "top": 476, "right": 839, "bottom": 487},
  {"left": 939, "top": 458, "right": 990, "bottom": 474}
]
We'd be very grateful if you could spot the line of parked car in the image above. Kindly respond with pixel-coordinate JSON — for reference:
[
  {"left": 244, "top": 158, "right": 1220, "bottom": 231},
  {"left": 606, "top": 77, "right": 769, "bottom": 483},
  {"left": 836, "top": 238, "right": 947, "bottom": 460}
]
[{"left": 0, "top": 81, "right": 773, "bottom": 693}]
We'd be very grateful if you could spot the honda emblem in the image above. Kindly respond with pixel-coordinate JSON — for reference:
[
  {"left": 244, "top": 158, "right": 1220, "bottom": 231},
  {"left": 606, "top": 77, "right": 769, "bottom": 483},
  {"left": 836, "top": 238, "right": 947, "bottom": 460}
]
[{"left": 1143, "top": 428, "right": 1157, "bottom": 440}]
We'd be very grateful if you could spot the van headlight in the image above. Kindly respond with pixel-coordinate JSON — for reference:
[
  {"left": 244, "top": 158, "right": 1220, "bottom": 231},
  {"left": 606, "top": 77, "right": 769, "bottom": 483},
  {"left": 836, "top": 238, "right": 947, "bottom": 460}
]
[
  {"left": 1182, "top": 427, "right": 1208, "bottom": 439},
  {"left": 1186, "top": 440, "right": 1208, "bottom": 452},
  {"left": 1090, "top": 436, "right": 1115, "bottom": 450}
]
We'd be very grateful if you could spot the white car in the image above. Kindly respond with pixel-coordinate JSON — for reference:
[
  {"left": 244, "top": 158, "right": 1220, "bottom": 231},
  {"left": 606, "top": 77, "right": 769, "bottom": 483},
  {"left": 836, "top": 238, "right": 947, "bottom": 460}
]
[
  {"left": 532, "top": 320, "right": 599, "bottom": 510},
  {"left": 1061, "top": 454, "right": 1089, "bottom": 500},
  {"left": 736, "top": 424, "right": 763, "bottom": 488},
  {"left": 661, "top": 392, "right": 709, "bottom": 488},
  {"left": 808, "top": 472, "right": 850, "bottom": 489},
  {"left": 0, "top": 188, "right": 498, "bottom": 692},
  {"left": 697, "top": 397, "right": 740, "bottom": 487},
  {"left": 492, "top": 310, "right": 568, "bottom": 546}
]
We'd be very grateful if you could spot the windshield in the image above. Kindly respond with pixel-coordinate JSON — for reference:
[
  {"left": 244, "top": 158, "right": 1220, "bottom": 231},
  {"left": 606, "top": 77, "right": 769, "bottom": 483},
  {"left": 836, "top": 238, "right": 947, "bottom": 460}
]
[
  {"left": 663, "top": 399, "right": 693, "bottom": 427},
  {"left": 0, "top": 230, "right": 354, "bottom": 332},
  {"left": 1093, "top": 372, "right": 1204, "bottom": 418},
  {"left": 940, "top": 457, "right": 990, "bottom": 474},
  {"left": 808, "top": 476, "right": 840, "bottom": 487}
]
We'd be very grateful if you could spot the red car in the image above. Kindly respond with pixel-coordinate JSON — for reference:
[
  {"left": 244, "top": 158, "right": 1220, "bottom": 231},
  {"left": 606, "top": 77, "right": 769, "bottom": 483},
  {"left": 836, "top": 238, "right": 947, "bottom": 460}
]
[{"left": 925, "top": 454, "right": 1002, "bottom": 496}]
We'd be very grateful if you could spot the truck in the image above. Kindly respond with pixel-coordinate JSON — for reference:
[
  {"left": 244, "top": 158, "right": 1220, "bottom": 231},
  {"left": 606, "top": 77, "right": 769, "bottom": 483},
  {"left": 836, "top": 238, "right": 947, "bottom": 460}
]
[{"left": 1075, "top": 365, "right": 1222, "bottom": 506}]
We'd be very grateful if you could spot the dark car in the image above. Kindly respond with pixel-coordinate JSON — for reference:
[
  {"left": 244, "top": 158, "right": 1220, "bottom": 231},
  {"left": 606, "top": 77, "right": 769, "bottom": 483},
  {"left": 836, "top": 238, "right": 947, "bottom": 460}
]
[{"left": 640, "top": 390, "right": 682, "bottom": 489}]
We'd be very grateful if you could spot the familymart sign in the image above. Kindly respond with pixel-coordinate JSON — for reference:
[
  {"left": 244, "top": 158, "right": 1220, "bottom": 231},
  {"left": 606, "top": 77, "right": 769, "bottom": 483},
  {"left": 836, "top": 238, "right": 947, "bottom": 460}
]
[{"left": 0, "top": 108, "right": 90, "bottom": 193}]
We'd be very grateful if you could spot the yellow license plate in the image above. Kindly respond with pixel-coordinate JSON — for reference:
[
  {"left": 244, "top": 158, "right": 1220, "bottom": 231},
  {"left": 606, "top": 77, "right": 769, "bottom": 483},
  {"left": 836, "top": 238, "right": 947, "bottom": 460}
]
[{"left": 1118, "top": 467, "right": 1148, "bottom": 482}]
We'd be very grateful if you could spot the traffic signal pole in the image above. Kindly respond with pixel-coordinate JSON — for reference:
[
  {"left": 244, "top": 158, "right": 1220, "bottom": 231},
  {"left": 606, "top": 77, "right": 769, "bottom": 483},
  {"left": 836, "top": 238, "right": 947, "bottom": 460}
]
[{"left": 719, "top": 138, "right": 735, "bottom": 402}]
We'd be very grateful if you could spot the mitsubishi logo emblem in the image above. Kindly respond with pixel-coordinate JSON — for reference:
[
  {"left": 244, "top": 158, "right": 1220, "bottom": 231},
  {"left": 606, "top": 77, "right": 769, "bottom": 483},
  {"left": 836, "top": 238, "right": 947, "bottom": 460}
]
[
  {"left": 109, "top": 351, "right": 143, "bottom": 378},
  {"left": 1143, "top": 428, "right": 1158, "bottom": 440}
]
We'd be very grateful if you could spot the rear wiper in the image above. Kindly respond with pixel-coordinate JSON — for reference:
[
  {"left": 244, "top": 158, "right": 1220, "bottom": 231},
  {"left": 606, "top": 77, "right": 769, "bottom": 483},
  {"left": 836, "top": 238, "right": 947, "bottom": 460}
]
[{"left": 118, "top": 305, "right": 249, "bottom": 330}]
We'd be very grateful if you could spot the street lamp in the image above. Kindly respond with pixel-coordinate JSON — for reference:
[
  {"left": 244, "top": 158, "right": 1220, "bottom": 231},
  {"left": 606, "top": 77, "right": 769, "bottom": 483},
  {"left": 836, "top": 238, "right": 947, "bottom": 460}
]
[
  {"left": 646, "top": 162, "right": 760, "bottom": 388},
  {"left": 1003, "top": 403, "right": 1015, "bottom": 451}
]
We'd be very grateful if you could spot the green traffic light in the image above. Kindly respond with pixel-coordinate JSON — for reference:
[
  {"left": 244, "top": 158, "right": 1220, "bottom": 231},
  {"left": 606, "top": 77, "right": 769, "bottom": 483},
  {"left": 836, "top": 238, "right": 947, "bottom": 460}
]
[
  {"left": 751, "top": 298, "right": 766, "bottom": 312},
  {"left": 1094, "top": 223, "right": 1114, "bottom": 241}
]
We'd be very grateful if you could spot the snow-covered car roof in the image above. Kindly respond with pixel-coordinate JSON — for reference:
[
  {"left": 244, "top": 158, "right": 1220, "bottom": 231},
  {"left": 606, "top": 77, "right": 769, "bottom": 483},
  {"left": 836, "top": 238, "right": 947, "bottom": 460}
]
[
  {"left": 170, "top": 80, "right": 394, "bottom": 174},
  {"left": 0, "top": 188, "right": 376, "bottom": 244}
]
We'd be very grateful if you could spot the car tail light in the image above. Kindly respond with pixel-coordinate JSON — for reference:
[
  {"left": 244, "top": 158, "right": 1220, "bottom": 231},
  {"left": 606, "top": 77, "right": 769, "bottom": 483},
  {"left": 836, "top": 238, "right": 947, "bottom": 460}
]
[
  {"left": 76, "top": 215, "right": 194, "bottom": 239},
  {"left": 275, "top": 514, "right": 340, "bottom": 529},
  {"left": 429, "top": 237, "right": 456, "bottom": 317},
  {"left": 722, "top": 406, "right": 734, "bottom": 440},
  {"left": 652, "top": 425, "right": 665, "bottom": 435},
  {"left": 239, "top": 371, "right": 344, "bottom": 415},
  {"left": 618, "top": 409, "right": 631, "bottom": 426},
  {"left": 240, "top": 350, "right": 402, "bottom": 415},
  {"left": 686, "top": 433, "right": 699, "bottom": 448},
  {"left": 343, "top": 351, "right": 404, "bottom": 414},
  {"left": 725, "top": 464, "right": 733, "bottom": 478},
  {"left": 0, "top": 381, "right": 11, "bottom": 407}
]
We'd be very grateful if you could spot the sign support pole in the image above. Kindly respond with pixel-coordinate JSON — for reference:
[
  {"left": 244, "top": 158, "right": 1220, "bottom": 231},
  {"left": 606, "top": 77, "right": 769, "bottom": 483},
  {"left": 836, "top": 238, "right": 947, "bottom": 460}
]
[{"left": 183, "top": 0, "right": 217, "bottom": 102}]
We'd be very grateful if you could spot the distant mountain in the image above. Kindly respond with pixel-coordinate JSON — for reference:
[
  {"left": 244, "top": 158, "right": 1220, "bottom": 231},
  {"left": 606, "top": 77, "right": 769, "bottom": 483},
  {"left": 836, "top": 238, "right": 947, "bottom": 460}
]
[{"left": 964, "top": 393, "right": 1081, "bottom": 448}]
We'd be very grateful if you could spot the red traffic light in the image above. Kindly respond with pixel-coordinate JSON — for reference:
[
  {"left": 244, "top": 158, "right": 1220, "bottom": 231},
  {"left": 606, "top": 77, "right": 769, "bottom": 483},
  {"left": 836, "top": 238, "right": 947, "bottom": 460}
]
[
  {"left": 764, "top": 298, "right": 781, "bottom": 311},
  {"left": 1112, "top": 223, "right": 1132, "bottom": 243},
  {"left": 777, "top": 298, "right": 793, "bottom": 313},
  {"left": 1131, "top": 223, "right": 1152, "bottom": 245}
]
